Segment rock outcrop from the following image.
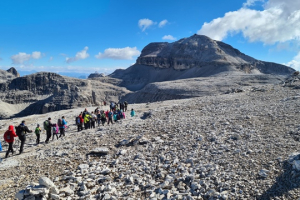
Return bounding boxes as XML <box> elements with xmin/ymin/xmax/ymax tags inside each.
<box><xmin>110</xmin><ymin>34</ymin><xmax>294</xmax><ymax>91</ymax></box>
<box><xmin>6</xmin><ymin>67</ymin><xmax>20</xmax><ymax>77</ymax></box>
<box><xmin>88</xmin><ymin>72</ymin><xmax>105</xmax><ymax>79</ymax></box>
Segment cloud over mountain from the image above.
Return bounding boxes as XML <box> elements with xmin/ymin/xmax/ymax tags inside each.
<box><xmin>11</xmin><ymin>51</ymin><xmax>42</xmax><ymax>64</ymax></box>
<box><xmin>66</xmin><ymin>46</ymin><xmax>89</xmax><ymax>63</ymax></box>
<box><xmin>198</xmin><ymin>0</ymin><xmax>300</xmax><ymax>44</ymax></box>
<box><xmin>95</xmin><ymin>47</ymin><xmax>140</xmax><ymax>60</ymax></box>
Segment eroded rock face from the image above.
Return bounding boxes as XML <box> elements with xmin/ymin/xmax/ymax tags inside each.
<box><xmin>0</xmin><ymin>72</ymin><xmax>130</xmax><ymax>118</ymax></box>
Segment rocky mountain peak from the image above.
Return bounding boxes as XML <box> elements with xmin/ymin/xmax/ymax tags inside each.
<box><xmin>6</xmin><ymin>67</ymin><xmax>20</xmax><ymax>77</ymax></box>
<box><xmin>136</xmin><ymin>34</ymin><xmax>256</xmax><ymax>70</ymax></box>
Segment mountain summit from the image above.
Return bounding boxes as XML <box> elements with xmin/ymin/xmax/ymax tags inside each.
<box><xmin>110</xmin><ymin>34</ymin><xmax>294</xmax><ymax>91</ymax></box>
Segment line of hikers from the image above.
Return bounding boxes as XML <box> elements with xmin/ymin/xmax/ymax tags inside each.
<box><xmin>76</xmin><ymin>105</ymin><xmax>135</xmax><ymax>131</ymax></box>
<box><xmin>2</xmin><ymin>103</ymin><xmax>136</xmax><ymax>159</ymax></box>
<box><xmin>3</xmin><ymin>116</ymin><xmax>68</xmax><ymax>158</ymax></box>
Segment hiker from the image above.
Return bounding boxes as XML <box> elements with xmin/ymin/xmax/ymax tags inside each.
<box><xmin>84</xmin><ymin>112</ymin><xmax>91</xmax><ymax>129</ymax></box>
<box><xmin>35</xmin><ymin>124</ymin><xmax>41</xmax><ymax>144</ymax></box>
<box><xmin>4</xmin><ymin>125</ymin><xmax>17</xmax><ymax>158</ymax></box>
<box><xmin>76</xmin><ymin>114</ymin><xmax>84</xmax><ymax>131</ymax></box>
<box><xmin>124</xmin><ymin>101</ymin><xmax>128</xmax><ymax>112</ymax></box>
<box><xmin>100</xmin><ymin>111</ymin><xmax>106</xmax><ymax>126</ymax></box>
<box><xmin>44</xmin><ymin>118</ymin><xmax>53</xmax><ymax>144</ymax></box>
<box><xmin>16</xmin><ymin>120</ymin><xmax>32</xmax><ymax>154</ymax></box>
<box><xmin>121</xmin><ymin>109</ymin><xmax>126</xmax><ymax>119</ymax></box>
<box><xmin>110</xmin><ymin>102</ymin><xmax>115</xmax><ymax>111</ymax></box>
<box><xmin>91</xmin><ymin>111</ymin><xmax>97</xmax><ymax>129</ymax></box>
<box><xmin>96</xmin><ymin>110</ymin><xmax>101</xmax><ymax>126</ymax></box>
<box><xmin>119</xmin><ymin>102</ymin><xmax>124</xmax><ymax>111</ymax></box>
<box><xmin>58</xmin><ymin>116</ymin><xmax>67</xmax><ymax>138</ymax></box>
<box><xmin>130</xmin><ymin>109</ymin><xmax>135</xmax><ymax>117</ymax></box>
<box><xmin>82</xmin><ymin>108</ymin><xmax>88</xmax><ymax>119</ymax></box>
<box><xmin>107</xmin><ymin>110</ymin><xmax>113</xmax><ymax>125</ymax></box>
<box><xmin>52</xmin><ymin>124</ymin><xmax>59</xmax><ymax>140</ymax></box>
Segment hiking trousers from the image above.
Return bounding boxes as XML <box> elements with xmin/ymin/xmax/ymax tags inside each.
<box><xmin>77</xmin><ymin>124</ymin><xmax>83</xmax><ymax>131</ymax></box>
<box><xmin>36</xmin><ymin>134</ymin><xmax>40</xmax><ymax>144</ymax></box>
<box><xmin>19</xmin><ymin>135</ymin><xmax>26</xmax><ymax>154</ymax></box>
<box><xmin>91</xmin><ymin>121</ymin><xmax>95</xmax><ymax>129</ymax></box>
<box><xmin>5</xmin><ymin>142</ymin><xmax>14</xmax><ymax>158</ymax></box>
<box><xmin>59</xmin><ymin>128</ymin><xmax>65</xmax><ymax>138</ymax></box>
<box><xmin>108</xmin><ymin>117</ymin><xmax>113</xmax><ymax>125</ymax></box>
<box><xmin>45</xmin><ymin>130</ymin><xmax>51</xmax><ymax>143</ymax></box>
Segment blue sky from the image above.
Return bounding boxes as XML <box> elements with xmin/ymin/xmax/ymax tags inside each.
<box><xmin>0</xmin><ymin>0</ymin><xmax>299</xmax><ymax>78</ymax></box>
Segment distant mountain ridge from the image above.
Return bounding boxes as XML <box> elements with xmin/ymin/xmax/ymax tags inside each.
<box><xmin>109</xmin><ymin>34</ymin><xmax>294</xmax><ymax>91</ymax></box>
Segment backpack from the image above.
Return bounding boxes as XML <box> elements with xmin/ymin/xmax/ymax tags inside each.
<box><xmin>120</xmin><ymin>112</ymin><xmax>124</xmax><ymax>119</ymax></box>
<box><xmin>52</xmin><ymin>126</ymin><xmax>57</xmax><ymax>133</ymax></box>
<box><xmin>75</xmin><ymin>117</ymin><xmax>81</xmax><ymax>125</ymax></box>
<box><xmin>4</xmin><ymin>131</ymin><xmax>11</xmax><ymax>142</ymax></box>
<box><xmin>90</xmin><ymin>116</ymin><xmax>95</xmax><ymax>122</ymax></box>
<box><xmin>16</xmin><ymin>125</ymin><xmax>24</xmax><ymax>136</ymax></box>
<box><xmin>43</xmin><ymin>120</ymin><xmax>49</xmax><ymax>130</ymax></box>
<box><xmin>57</xmin><ymin>119</ymin><xmax>62</xmax><ymax>127</ymax></box>
<box><xmin>101</xmin><ymin>113</ymin><xmax>106</xmax><ymax>120</ymax></box>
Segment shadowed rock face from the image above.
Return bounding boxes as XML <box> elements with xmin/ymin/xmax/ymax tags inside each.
<box><xmin>110</xmin><ymin>34</ymin><xmax>294</xmax><ymax>91</ymax></box>
<box><xmin>0</xmin><ymin>72</ymin><xmax>130</xmax><ymax>119</ymax></box>
<box><xmin>6</xmin><ymin>67</ymin><xmax>20</xmax><ymax>77</ymax></box>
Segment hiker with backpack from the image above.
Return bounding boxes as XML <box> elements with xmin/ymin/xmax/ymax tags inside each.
<box><xmin>52</xmin><ymin>124</ymin><xmax>59</xmax><ymax>140</ymax></box>
<box><xmin>91</xmin><ymin>111</ymin><xmax>97</xmax><ymax>129</ymax></box>
<box><xmin>100</xmin><ymin>111</ymin><xmax>107</xmax><ymax>126</ymax></box>
<box><xmin>107</xmin><ymin>110</ymin><xmax>113</xmax><ymax>125</ymax></box>
<box><xmin>130</xmin><ymin>109</ymin><xmax>135</xmax><ymax>117</ymax></box>
<box><xmin>58</xmin><ymin>116</ymin><xmax>67</xmax><ymax>138</ymax></box>
<box><xmin>16</xmin><ymin>120</ymin><xmax>32</xmax><ymax>154</ymax></box>
<box><xmin>76</xmin><ymin>114</ymin><xmax>84</xmax><ymax>131</ymax></box>
<box><xmin>35</xmin><ymin>124</ymin><xmax>41</xmax><ymax>144</ymax></box>
<box><xmin>84</xmin><ymin>112</ymin><xmax>91</xmax><ymax>129</ymax></box>
<box><xmin>124</xmin><ymin>101</ymin><xmax>128</xmax><ymax>112</ymax></box>
<box><xmin>4</xmin><ymin>125</ymin><xmax>18</xmax><ymax>158</ymax></box>
<box><xmin>44</xmin><ymin>118</ymin><xmax>53</xmax><ymax>144</ymax></box>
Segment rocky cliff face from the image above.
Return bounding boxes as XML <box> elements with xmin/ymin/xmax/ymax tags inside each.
<box><xmin>110</xmin><ymin>34</ymin><xmax>294</xmax><ymax>91</ymax></box>
<box><xmin>0</xmin><ymin>72</ymin><xmax>130</xmax><ymax>119</ymax></box>
<box><xmin>0</xmin><ymin>67</ymin><xmax>19</xmax><ymax>83</ymax></box>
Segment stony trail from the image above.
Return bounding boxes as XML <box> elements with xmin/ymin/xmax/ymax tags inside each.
<box><xmin>1</xmin><ymin>84</ymin><xmax>300</xmax><ymax>199</ymax></box>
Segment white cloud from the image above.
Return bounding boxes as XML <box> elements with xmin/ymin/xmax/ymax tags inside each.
<box><xmin>49</xmin><ymin>56</ymin><xmax>53</xmax><ymax>61</ymax></box>
<box><xmin>285</xmin><ymin>52</ymin><xmax>300</xmax><ymax>71</ymax></box>
<box><xmin>198</xmin><ymin>0</ymin><xmax>300</xmax><ymax>44</ymax></box>
<box><xmin>11</xmin><ymin>51</ymin><xmax>43</xmax><ymax>64</ymax></box>
<box><xmin>66</xmin><ymin>46</ymin><xmax>89</xmax><ymax>63</ymax></box>
<box><xmin>95</xmin><ymin>47</ymin><xmax>140</xmax><ymax>60</ymax></box>
<box><xmin>11</xmin><ymin>52</ymin><xmax>31</xmax><ymax>64</ymax></box>
<box><xmin>159</xmin><ymin>19</ymin><xmax>168</xmax><ymax>28</ymax></box>
<box><xmin>162</xmin><ymin>35</ymin><xmax>177</xmax><ymax>41</ymax></box>
<box><xmin>31</xmin><ymin>51</ymin><xmax>42</xmax><ymax>59</ymax></box>
<box><xmin>138</xmin><ymin>18</ymin><xmax>155</xmax><ymax>31</ymax></box>
<box><xmin>243</xmin><ymin>0</ymin><xmax>264</xmax><ymax>7</ymax></box>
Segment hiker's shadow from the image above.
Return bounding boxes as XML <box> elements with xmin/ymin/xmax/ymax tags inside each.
<box><xmin>259</xmin><ymin>160</ymin><xmax>300</xmax><ymax>200</ymax></box>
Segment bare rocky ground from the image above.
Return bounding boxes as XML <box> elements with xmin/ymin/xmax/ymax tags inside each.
<box><xmin>0</xmin><ymin>83</ymin><xmax>300</xmax><ymax>199</ymax></box>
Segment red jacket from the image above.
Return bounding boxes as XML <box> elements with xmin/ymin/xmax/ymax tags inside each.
<box><xmin>79</xmin><ymin>115</ymin><xmax>84</xmax><ymax>123</ymax></box>
<box><xmin>4</xmin><ymin>125</ymin><xmax>17</xmax><ymax>143</ymax></box>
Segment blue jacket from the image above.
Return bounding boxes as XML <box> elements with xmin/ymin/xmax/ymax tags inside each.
<box><xmin>60</xmin><ymin>119</ymin><xmax>67</xmax><ymax>129</ymax></box>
